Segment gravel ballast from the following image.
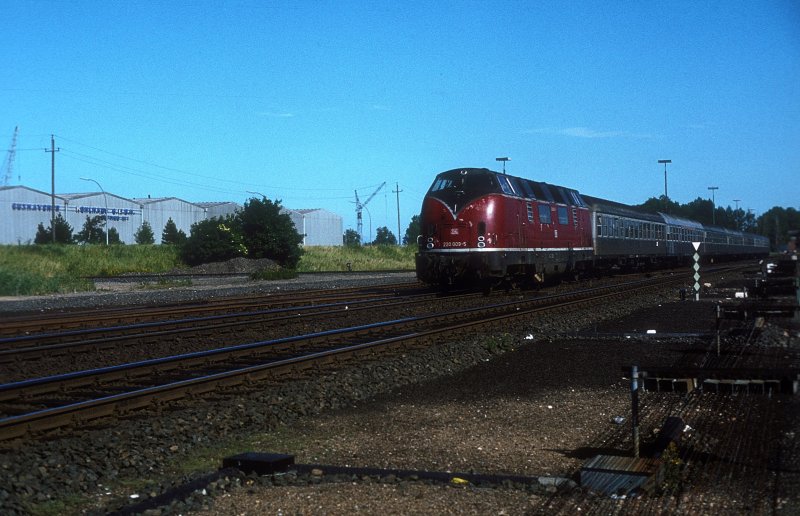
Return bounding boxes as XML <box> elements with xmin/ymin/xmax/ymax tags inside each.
<box><xmin>1</xmin><ymin>272</ymin><xmax>797</xmax><ymax>515</ymax></box>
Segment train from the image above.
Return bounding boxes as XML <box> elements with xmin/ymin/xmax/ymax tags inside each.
<box><xmin>415</xmin><ymin>167</ymin><xmax>770</xmax><ymax>288</ymax></box>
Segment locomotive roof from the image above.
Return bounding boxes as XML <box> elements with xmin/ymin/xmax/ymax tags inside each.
<box><xmin>660</xmin><ymin>213</ymin><xmax>705</xmax><ymax>229</ymax></box>
<box><xmin>438</xmin><ymin>168</ymin><xmax>586</xmax><ymax>206</ymax></box>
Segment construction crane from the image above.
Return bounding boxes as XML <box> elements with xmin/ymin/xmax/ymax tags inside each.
<box><xmin>1</xmin><ymin>126</ymin><xmax>18</xmax><ymax>186</ymax></box>
<box><xmin>354</xmin><ymin>181</ymin><xmax>385</xmax><ymax>244</ymax></box>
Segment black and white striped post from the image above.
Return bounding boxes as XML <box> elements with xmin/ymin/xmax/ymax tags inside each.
<box><xmin>692</xmin><ymin>241</ymin><xmax>701</xmax><ymax>301</ymax></box>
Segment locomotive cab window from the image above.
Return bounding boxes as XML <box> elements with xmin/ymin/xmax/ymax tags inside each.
<box><xmin>431</xmin><ymin>178</ymin><xmax>455</xmax><ymax>192</ymax></box>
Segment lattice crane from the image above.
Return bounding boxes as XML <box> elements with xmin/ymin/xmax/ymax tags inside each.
<box><xmin>354</xmin><ymin>181</ymin><xmax>385</xmax><ymax>243</ymax></box>
<box><xmin>1</xmin><ymin>126</ymin><xmax>18</xmax><ymax>186</ymax></box>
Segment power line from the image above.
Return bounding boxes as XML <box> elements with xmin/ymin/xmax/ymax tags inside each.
<box><xmin>54</xmin><ymin>134</ymin><xmax>355</xmax><ymax>193</ymax></box>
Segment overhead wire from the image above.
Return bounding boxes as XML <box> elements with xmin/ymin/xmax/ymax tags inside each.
<box><xmin>54</xmin><ymin>134</ymin><xmax>373</xmax><ymax>194</ymax></box>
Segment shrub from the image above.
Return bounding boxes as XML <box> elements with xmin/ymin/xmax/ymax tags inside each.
<box><xmin>34</xmin><ymin>214</ymin><xmax>73</xmax><ymax>244</ymax></box>
<box><xmin>134</xmin><ymin>221</ymin><xmax>155</xmax><ymax>244</ymax></box>
<box><xmin>239</xmin><ymin>198</ymin><xmax>303</xmax><ymax>268</ymax></box>
<box><xmin>162</xmin><ymin>218</ymin><xmax>187</xmax><ymax>245</ymax></box>
<box><xmin>180</xmin><ymin>216</ymin><xmax>245</xmax><ymax>266</ymax></box>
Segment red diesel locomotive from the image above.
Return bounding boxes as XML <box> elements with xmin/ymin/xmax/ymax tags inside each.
<box><xmin>415</xmin><ymin>167</ymin><xmax>769</xmax><ymax>287</ymax></box>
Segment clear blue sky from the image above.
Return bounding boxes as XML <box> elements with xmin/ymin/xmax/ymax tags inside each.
<box><xmin>2</xmin><ymin>0</ymin><xmax>798</xmax><ymax>239</ymax></box>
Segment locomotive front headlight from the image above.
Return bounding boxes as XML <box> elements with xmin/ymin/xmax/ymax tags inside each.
<box><xmin>426</xmin><ymin>242</ymin><xmax>434</xmax><ymax>249</ymax></box>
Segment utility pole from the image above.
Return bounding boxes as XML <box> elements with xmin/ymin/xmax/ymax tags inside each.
<box><xmin>708</xmin><ymin>186</ymin><xmax>718</xmax><ymax>225</ymax></box>
<box><xmin>45</xmin><ymin>134</ymin><xmax>60</xmax><ymax>243</ymax></box>
<box><xmin>658</xmin><ymin>159</ymin><xmax>671</xmax><ymax>213</ymax></box>
<box><xmin>393</xmin><ymin>182</ymin><xmax>402</xmax><ymax>244</ymax></box>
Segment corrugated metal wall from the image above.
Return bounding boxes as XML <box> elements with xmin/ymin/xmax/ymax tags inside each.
<box><xmin>284</xmin><ymin>209</ymin><xmax>343</xmax><ymax>246</ymax></box>
<box><xmin>1</xmin><ymin>186</ymin><xmax>343</xmax><ymax>246</ymax></box>
<box><xmin>0</xmin><ymin>186</ymin><xmax>68</xmax><ymax>244</ymax></box>
<box><xmin>134</xmin><ymin>198</ymin><xmax>206</xmax><ymax>242</ymax></box>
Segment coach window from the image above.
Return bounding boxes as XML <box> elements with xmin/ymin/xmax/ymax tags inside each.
<box><xmin>596</xmin><ymin>215</ymin><xmax>603</xmax><ymax>237</ymax></box>
<box><xmin>557</xmin><ymin>206</ymin><xmax>568</xmax><ymax>225</ymax></box>
<box><xmin>538</xmin><ymin>204</ymin><xmax>552</xmax><ymax>224</ymax></box>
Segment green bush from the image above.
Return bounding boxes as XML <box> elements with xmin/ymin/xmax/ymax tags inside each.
<box><xmin>239</xmin><ymin>198</ymin><xmax>304</xmax><ymax>268</ymax></box>
<box><xmin>180</xmin><ymin>216</ymin><xmax>246</xmax><ymax>266</ymax></box>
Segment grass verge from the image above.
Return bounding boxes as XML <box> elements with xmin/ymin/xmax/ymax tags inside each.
<box><xmin>0</xmin><ymin>244</ymin><xmax>416</xmax><ymax>296</ymax></box>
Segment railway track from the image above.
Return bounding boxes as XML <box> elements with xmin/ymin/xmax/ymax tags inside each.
<box><xmin>0</xmin><ymin>289</ymin><xmax>458</xmax><ymax>368</ymax></box>
<box><xmin>0</xmin><ymin>281</ymin><xmax>422</xmax><ymax>337</ymax></box>
<box><xmin>0</xmin><ymin>273</ymin><xmax>687</xmax><ymax>441</ymax></box>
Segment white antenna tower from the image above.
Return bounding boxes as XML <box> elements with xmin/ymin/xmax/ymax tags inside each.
<box><xmin>1</xmin><ymin>126</ymin><xmax>18</xmax><ymax>186</ymax></box>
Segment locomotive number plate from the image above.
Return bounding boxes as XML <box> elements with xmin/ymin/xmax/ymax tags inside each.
<box><xmin>442</xmin><ymin>241</ymin><xmax>467</xmax><ymax>247</ymax></box>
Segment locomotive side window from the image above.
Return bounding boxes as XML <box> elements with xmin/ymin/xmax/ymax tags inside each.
<box><xmin>478</xmin><ymin>221</ymin><xmax>486</xmax><ymax>236</ymax></box>
<box><xmin>557</xmin><ymin>206</ymin><xmax>569</xmax><ymax>225</ymax></box>
<box><xmin>538</xmin><ymin>204</ymin><xmax>552</xmax><ymax>224</ymax></box>
<box><xmin>526</xmin><ymin>203</ymin><xmax>534</xmax><ymax>222</ymax></box>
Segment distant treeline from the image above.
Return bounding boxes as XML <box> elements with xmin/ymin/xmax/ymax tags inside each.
<box><xmin>635</xmin><ymin>196</ymin><xmax>798</xmax><ymax>250</ymax></box>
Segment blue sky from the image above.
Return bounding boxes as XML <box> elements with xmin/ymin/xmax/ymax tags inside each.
<box><xmin>2</xmin><ymin>0</ymin><xmax>798</xmax><ymax>239</ymax></box>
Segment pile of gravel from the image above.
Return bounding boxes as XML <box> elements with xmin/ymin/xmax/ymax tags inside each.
<box><xmin>173</xmin><ymin>257</ymin><xmax>280</xmax><ymax>275</ymax></box>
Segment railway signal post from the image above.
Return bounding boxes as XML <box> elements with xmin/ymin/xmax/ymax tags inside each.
<box><xmin>692</xmin><ymin>242</ymin><xmax>702</xmax><ymax>301</ymax></box>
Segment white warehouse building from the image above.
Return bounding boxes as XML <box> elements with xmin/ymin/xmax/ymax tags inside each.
<box><xmin>61</xmin><ymin>192</ymin><xmax>144</xmax><ymax>243</ymax></box>
<box><xmin>283</xmin><ymin>208</ymin><xmax>344</xmax><ymax>246</ymax></box>
<box><xmin>0</xmin><ymin>185</ymin><xmax>344</xmax><ymax>246</ymax></box>
<box><xmin>132</xmin><ymin>197</ymin><xmax>206</xmax><ymax>240</ymax></box>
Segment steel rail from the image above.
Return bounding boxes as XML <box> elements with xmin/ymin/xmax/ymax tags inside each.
<box><xmin>0</xmin><ymin>275</ymin><xmax>673</xmax><ymax>401</ymax></box>
<box><xmin>0</xmin><ymin>281</ymin><xmax>421</xmax><ymax>336</ymax></box>
<box><xmin>0</xmin><ymin>274</ymin><xmax>686</xmax><ymax>440</ymax></box>
<box><xmin>0</xmin><ymin>290</ymin><xmax>454</xmax><ymax>360</ymax></box>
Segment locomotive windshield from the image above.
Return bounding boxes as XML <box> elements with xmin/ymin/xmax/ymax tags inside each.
<box><xmin>427</xmin><ymin>169</ymin><xmax>502</xmax><ymax>211</ymax></box>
